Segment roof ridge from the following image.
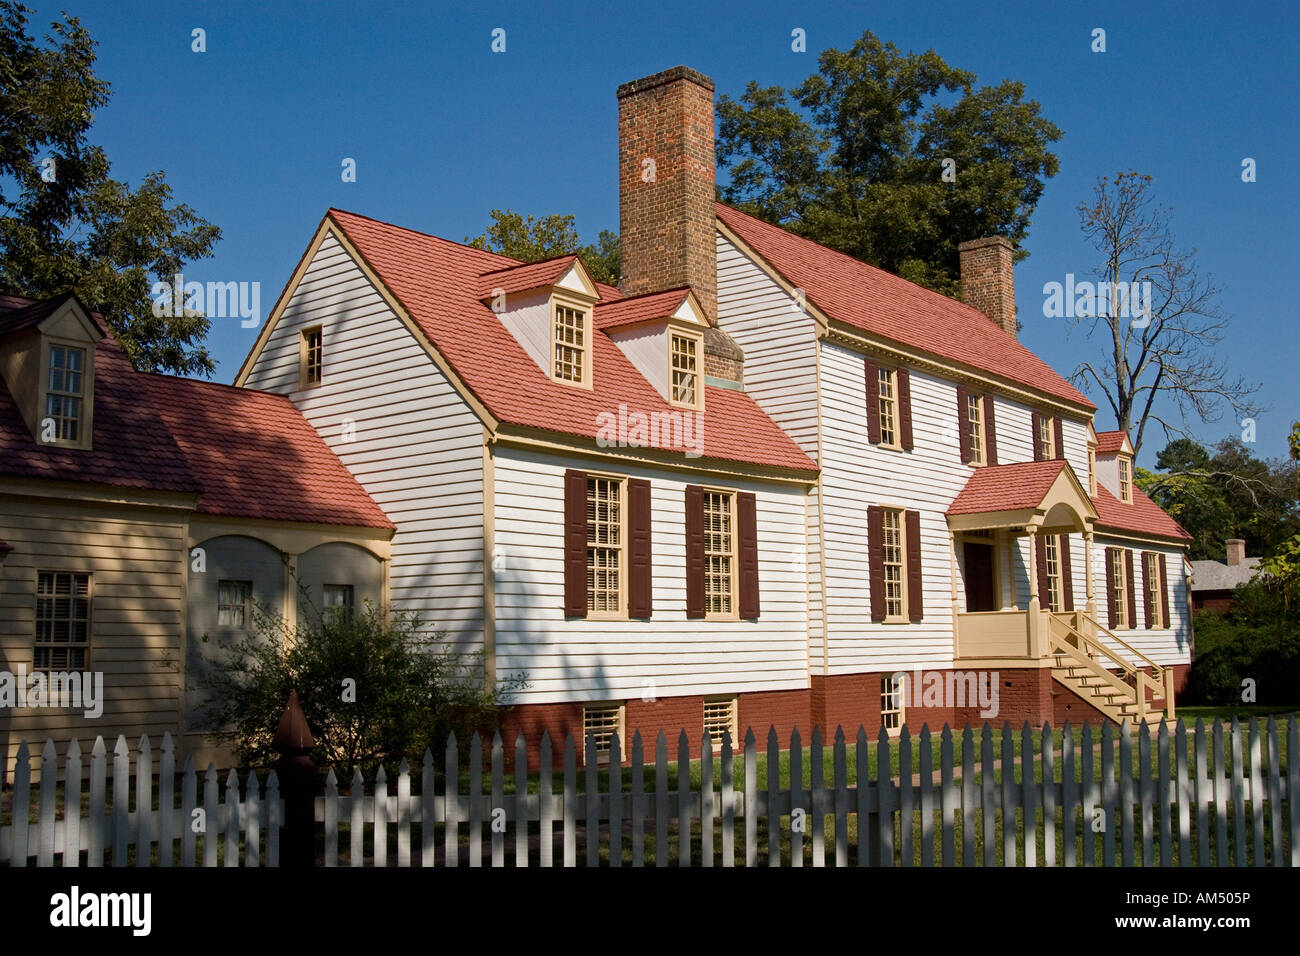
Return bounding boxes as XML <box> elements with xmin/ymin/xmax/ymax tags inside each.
<box><xmin>479</xmin><ymin>252</ymin><xmax>579</xmax><ymax>276</ymax></box>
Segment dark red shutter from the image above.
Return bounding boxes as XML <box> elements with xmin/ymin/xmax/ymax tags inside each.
<box><xmin>905</xmin><ymin>510</ymin><xmax>923</xmax><ymax>622</ymax></box>
<box><xmin>1054</xmin><ymin>417</ymin><xmax>1065</xmax><ymax>461</ymax></box>
<box><xmin>1142</xmin><ymin>553</ymin><xmax>1155</xmax><ymax>628</ymax></box>
<box><xmin>1035</xmin><ymin>535</ymin><xmax>1050</xmax><ymax>607</ymax></box>
<box><xmin>1124</xmin><ymin>549</ymin><xmax>1137</xmax><ymax>630</ymax></box>
<box><xmin>983</xmin><ymin>395</ymin><xmax>998</xmax><ymax>465</ymax></box>
<box><xmin>738</xmin><ymin>492</ymin><xmax>760</xmax><ymax>619</ymax></box>
<box><xmin>868</xmin><ymin>506</ymin><xmax>885</xmax><ymax>622</ymax></box>
<box><xmin>1060</xmin><ymin>534</ymin><xmax>1074</xmax><ymax>611</ymax></box>
<box><xmin>898</xmin><ymin>368</ymin><xmax>914</xmax><ymax>451</ymax></box>
<box><xmin>1031</xmin><ymin>411</ymin><xmax>1043</xmax><ymax>461</ymax></box>
<box><xmin>1159</xmin><ymin>554</ymin><xmax>1171</xmax><ymax>629</ymax></box>
<box><xmin>563</xmin><ymin>469</ymin><xmax>588</xmax><ymax>617</ymax></box>
<box><xmin>864</xmin><ymin>359</ymin><xmax>881</xmax><ymax>445</ymax></box>
<box><xmin>956</xmin><ymin>385</ymin><xmax>972</xmax><ymax>463</ymax></box>
<box><xmin>1105</xmin><ymin>547</ymin><xmax>1118</xmax><ymax>628</ymax></box>
<box><xmin>684</xmin><ymin>485</ymin><xmax>705</xmax><ymax>619</ymax></box>
<box><xmin>628</xmin><ymin>479</ymin><xmax>652</xmax><ymax>618</ymax></box>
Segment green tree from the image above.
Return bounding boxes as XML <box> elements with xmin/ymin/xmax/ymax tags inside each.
<box><xmin>715</xmin><ymin>30</ymin><xmax>1062</xmax><ymax>297</ymax></box>
<box><xmin>1289</xmin><ymin>422</ymin><xmax>1300</xmax><ymax>461</ymax></box>
<box><xmin>0</xmin><ymin>2</ymin><xmax>221</xmax><ymax>375</ymax></box>
<box><xmin>466</xmin><ymin>209</ymin><xmax>620</xmax><ymax>284</ymax></box>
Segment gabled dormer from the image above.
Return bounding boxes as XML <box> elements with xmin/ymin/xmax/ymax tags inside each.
<box><xmin>1094</xmin><ymin>430</ymin><xmax>1135</xmax><ymax>504</ymax></box>
<box><xmin>0</xmin><ymin>294</ymin><xmax>102</xmax><ymax>451</ymax></box>
<box><xmin>594</xmin><ymin>289</ymin><xmax>708</xmax><ymax>410</ymax></box>
<box><xmin>477</xmin><ymin>255</ymin><xmax>600</xmax><ymax>390</ymax></box>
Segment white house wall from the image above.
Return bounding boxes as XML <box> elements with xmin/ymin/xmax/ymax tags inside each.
<box><xmin>491</xmin><ymin>445</ymin><xmax>809</xmax><ymax>704</ymax></box>
<box><xmin>242</xmin><ymin>231</ymin><xmax>486</xmax><ymax>653</ymax></box>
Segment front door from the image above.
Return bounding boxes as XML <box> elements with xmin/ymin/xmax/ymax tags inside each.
<box><xmin>963</xmin><ymin>541</ymin><xmax>997</xmax><ymax>612</ymax></box>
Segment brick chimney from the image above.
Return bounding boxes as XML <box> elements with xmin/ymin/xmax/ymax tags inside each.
<box><xmin>617</xmin><ymin>66</ymin><xmax>717</xmax><ymax>324</ymax></box>
<box><xmin>1225</xmin><ymin>538</ymin><xmax>1246</xmax><ymax>566</ymax></box>
<box><xmin>958</xmin><ymin>236</ymin><xmax>1017</xmax><ymax>338</ymax></box>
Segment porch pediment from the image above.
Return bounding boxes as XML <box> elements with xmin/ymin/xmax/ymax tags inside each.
<box><xmin>946</xmin><ymin>459</ymin><xmax>1097</xmax><ymax>534</ymax></box>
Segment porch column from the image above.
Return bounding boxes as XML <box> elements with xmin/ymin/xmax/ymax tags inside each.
<box><xmin>1025</xmin><ymin>526</ymin><xmax>1039</xmax><ymax>602</ymax></box>
<box><xmin>1025</xmin><ymin>526</ymin><xmax>1043</xmax><ymax>659</ymax></box>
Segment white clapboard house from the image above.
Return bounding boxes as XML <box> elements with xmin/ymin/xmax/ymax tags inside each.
<box><xmin>232</xmin><ymin>66</ymin><xmax>1193</xmax><ymax>762</ymax></box>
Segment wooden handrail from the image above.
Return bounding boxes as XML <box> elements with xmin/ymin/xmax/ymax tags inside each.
<box><xmin>1050</xmin><ymin>612</ymin><xmax>1168</xmax><ymax>703</ymax></box>
<box><xmin>1077</xmin><ymin>611</ymin><xmax>1165</xmax><ymax>675</ymax></box>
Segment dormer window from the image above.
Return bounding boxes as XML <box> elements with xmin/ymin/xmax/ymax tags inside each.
<box><xmin>44</xmin><ymin>344</ymin><xmax>85</xmax><ymax>442</ymax></box>
<box><xmin>1118</xmin><ymin>455</ymin><xmax>1132</xmax><ymax>503</ymax></box>
<box><xmin>552</xmin><ymin>302</ymin><xmax>588</xmax><ymax>385</ymax></box>
<box><xmin>670</xmin><ymin>332</ymin><xmax>700</xmax><ymax>407</ymax></box>
<box><xmin>1088</xmin><ymin>444</ymin><xmax>1098</xmax><ymax>497</ymax></box>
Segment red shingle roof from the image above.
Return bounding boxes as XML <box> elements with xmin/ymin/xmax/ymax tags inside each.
<box><xmin>716</xmin><ymin>203</ymin><xmax>1095</xmax><ymax>411</ymax></box>
<box><xmin>594</xmin><ymin>288</ymin><xmax>693</xmax><ymax>331</ymax></box>
<box><xmin>1095</xmin><ymin>430</ymin><xmax>1129</xmax><ymax>455</ymax></box>
<box><xmin>327</xmin><ymin>209</ymin><xmax>818</xmax><ymax>474</ymax></box>
<box><xmin>947</xmin><ymin>460</ymin><xmax>1070</xmax><ymax>515</ymax></box>
<box><xmin>1092</xmin><ymin>484</ymin><xmax>1191</xmax><ymax>543</ymax></box>
<box><xmin>476</xmin><ymin>255</ymin><xmax>582</xmax><ymax>300</ymax></box>
<box><xmin>140</xmin><ymin>374</ymin><xmax>393</xmax><ymax>528</ymax></box>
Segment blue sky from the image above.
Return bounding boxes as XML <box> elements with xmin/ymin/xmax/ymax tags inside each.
<box><xmin>23</xmin><ymin>0</ymin><xmax>1299</xmax><ymax>464</ymax></box>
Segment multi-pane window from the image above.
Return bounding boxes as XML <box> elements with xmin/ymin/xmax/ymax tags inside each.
<box><xmin>882</xmin><ymin>508</ymin><xmax>905</xmax><ymax>619</ymax></box>
<box><xmin>670</xmin><ymin>334</ymin><xmax>698</xmax><ymax>406</ymax></box>
<box><xmin>1118</xmin><ymin>456</ymin><xmax>1132</xmax><ymax>503</ymax></box>
<box><xmin>1110</xmin><ymin>550</ymin><xmax>1128</xmax><ymax>628</ymax></box>
<box><xmin>301</xmin><ymin>327</ymin><xmax>322</xmax><ymax>387</ymax></box>
<box><xmin>703</xmin><ymin>696</ymin><xmax>738</xmax><ymax>751</ymax></box>
<box><xmin>1039</xmin><ymin>415</ymin><xmax>1055</xmax><ymax>459</ymax></box>
<box><xmin>881</xmin><ymin>673</ymin><xmax>905</xmax><ymax>733</ymax></box>
<box><xmin>1143</xmin><ymin>553</ymin><xmax>1164</xmax><ymax>628</ymax></box>
<box><xmin>582</xmin><ymin>703</ymin><xmax>624</xmax><ymax>764</ymax></box>
<box><xmin>217</xmin><ymin>580</ymin><xmax>252</xmax><ymax>628</ymax></box>
<box><xmin>967</xmin><ymin>393</ymin><xmax>985</xmax><ymax>465</ymax></box>
<box><xmin>586</xmin><ymin>477</ymin><xmax>623</xmax><ymax>614</ymax></box>
<box><xmin>553</xmin><ymin>304</ymin><xmax>586</xmax><ymax>383</ymax></box>
<box><xmin>1088</xmin><ymin>445</ymin><xmax>1098</xmax><ymax>496</ymax></box>
<box><xmin>34</xmin><ymin>572</ymin><xmax>90</xmax><ymax>672</ymax></box>
<box><xmin>324</xmin><ymin>584</ymin><xmax>354</xmax><ymax>619</ymax></box>
<box><xmin>1044</xmin><ymin>535</ymin><xmax>1063</xmax><ymax>612</ymax></box>
<box><xmin>878</xmin><ymin>368</ymin><xmax>899</xmax><ymax>447</ymax></box>
<box><xmin>704</xmin><ymin>491</ymin><xmax>735</xmax><ymax>615</ymax></box>
<box><xmin>45</xmin><ymin>345</ymin><xmax>85</xmax><ymax>442</ymax></box>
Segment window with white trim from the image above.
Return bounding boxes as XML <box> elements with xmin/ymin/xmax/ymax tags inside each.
<box><xmin>586</xmin><ymin>476</ymin><xmax>623</xmax><ymax>614</ymax></box>
<box><xmin>881</xmin><ymin>673</ymin><xmax>905</xmax><ymax>733</ymax></box>
<box><xmin>324</xmin><ymin>584</ymin><xmax>354</xmax><ymax>619</ymax></box>
<box><xmin>45</xmin><ymin>344</ymin><xmax>86</xmax><ymax>442</ymax></box>
<box><xmin>1039</xmin><ymin>414</ymin><xmax>1055</xmax><ymax>459</ymax></box>
<box><xmin>1088</xmin><ymin>445</ymin><xmax>1097</xmax><ymax>497</ymax></box>
<box><xmin>882</xmin><ymin>507</ymin><xmax>906</xmax><ymax>620</ymax></box>
<box><xmin>1110</xmin><ymin>550</ymin><xmax>1128</xmax><ymax>629</ymax></box>
<box><xmin>34</xmin><ymin>571</ymin><xmax>90</xmax><ymax>672</ymax></box>
<box><xmin>704</xmin><ymin>491</ymin><xmax>736</xmax><ymax>616</ymax></box>
<box><xmin>300</xmin><ymin>326</ymin><xmax>322</xmax><ymax>388</ymax></box>
<box><xmin>878</xmin><ymin>367</ymin><xmax>899</xmax><ymax>447</ymax></box>
<box><xmin>967</xmin><ymin>393</ymin><xmax>985</xmax><ymax>466</ymax></box>
<box><xmin>670</xmin><ymin>333</ymin><xmax>699</xmax><ymax>406</ymax></box>
<box><xmin>553</xmin><ymin>303</ymin><xmax>587</xmax><ymax>384</ymax></box>
<box><xmin>1143</xmin><ymin>553</ymin><xmax>1164</xmax><ymax>629</ymax></box>
<box><xmin>582</xmin><ymin>702</ymin><xmax>624</xmax><ymax>764</ymax></box>
<box><xmin>1044</xmin><ymin>535</ymin><xmax>1063</xmax><ymax>613</ymax></box>
<box><xmin>1118</xmin><ymin>455</ymin><xmax>1132</xmax><ymax>504</ymax></box>
<box><xmin>218</xmin><ymin>580</ymin><xmax>252</xmax><ymax>628</ymax></box>
<box><xmin>703</xmin><ymin>696</ymin><xmax>738</xmax><ymax>751</ymax></box>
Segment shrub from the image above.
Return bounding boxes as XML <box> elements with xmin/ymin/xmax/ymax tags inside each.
<box><xmin>197</xmin><ymin>602</ymin><xmax>527</xmax><ymax>778</ymax></box>
<box><xmin>1185</xmin><ymin>580</ymin><xmax>1300</xmax><ymax>706</ymax></box>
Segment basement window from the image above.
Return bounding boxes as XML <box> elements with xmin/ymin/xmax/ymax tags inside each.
<box><xmin>582</xmin><ymin>702</ymin><xmax>625</xmax><ymax>764</ymax></box>
<box><xmin>881</xmin><ymin>673</ymin><xmax>905</xmax><ymax>734</ymax></box>
<box><xmin>703</xmin><ymin>696</ymin><xmax>738</xmax><ymax>751</ymax></box>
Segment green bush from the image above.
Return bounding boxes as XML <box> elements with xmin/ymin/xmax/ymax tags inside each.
<box><xmin>197</xmin><ymin>602</ymin><xmax>527</xmax><ymax>778</ymax></box>
<box><xmin>1186</xmin><ymin>581</ymin><xmax>1300</xmax><ymax>706</ymax></box>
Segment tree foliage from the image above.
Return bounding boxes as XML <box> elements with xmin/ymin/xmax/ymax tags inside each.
<box><xmin>0</xmin><ymin>2</ymin><xmax>222</xmax><ymax>375</ymax></box>
<box><xmin>196</xmin><ymin>601</ymin><xmax>527</xmax><ymax>779</ymax></box>
<box><xmin>1070</xmin><ymin>171</ymin><xmax>1257</xmax><ymax>457</ymax></box>
<box><xmin>466</xmin><ymin>208</ymin><xmax>620</xmax><ymax>284</ymax></box>
<box><xmin>1185</xmin><ymin>580</ymin><xmax>1300</xmax><ymax>706</ymax></box>
<box><xmin>1138</xmin><ymin>437</ymin><xmax>1300</xmax><ymax>560</ymax></box>
<box><xmin>715</xmin><ymin>30</ymin><xmax>1062</xmax><ymax>297</ymax></box>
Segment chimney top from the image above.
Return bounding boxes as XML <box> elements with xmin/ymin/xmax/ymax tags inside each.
<box><xmin>1225</xmin><ymin>538</ymin><xmax>1247</xmax><ymax>566</ymax></box>
<box><xmin>958</xmin><ymin>236</ymin><xmax>1017</xmax><ymax>339</ymax></box>
<box><xmin>617</xmin><ymin>65</ymin><xmax>715</xmax><ymax>99</ymax></box>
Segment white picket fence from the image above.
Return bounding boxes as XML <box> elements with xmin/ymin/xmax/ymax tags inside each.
<box><xmin>2</xmin><ymin>718</ymin><xmax>1297</xmax><ymax>866</ymax></box>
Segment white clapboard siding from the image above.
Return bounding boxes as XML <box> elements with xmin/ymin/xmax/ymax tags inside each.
<box><xmin>1090</xmin><ymin>537</ymin><xmax>1192</xmax><ymax>667</ymax></box>
<box><xmin>6</xmin><ymin>720</ymin><xmax>1295</xmax><ymax>867</ymax></box>
<box><xmin>491</xmin><ymin>446</ymin><xmax>809</xmax><ymax>702</ymax></box>
<box><xmin>243</xmin><ymin>232</ymin><xmax>485</xmax><ymax>652</ymax></box>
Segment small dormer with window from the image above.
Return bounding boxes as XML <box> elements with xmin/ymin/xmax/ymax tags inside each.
<box><xmin>595</xmin><ymin>289</ymin><xmax>707</xmax><ymax>410</ymax></box>
<box><xmin>1086</xmin><ymin>422</ymin><xmax>1098</xmax><ymax>497</ymax></box>
<box><xmin>478</xmin><ymin>255</ymin><xmax>600</xmax><ymax>390</ymax></box>
<box><xmin>1093</xmin><ymin>430</ymin><xmax>1135</xmax><ymax>503</ymax></box>
<box><xmin>0</xmin><ymin>294</ymin><xmax>102</xmax><ymax>451</ymax></box>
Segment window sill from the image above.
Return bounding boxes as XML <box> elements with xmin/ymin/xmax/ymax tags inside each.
<box><xmin>585</xmin><ymin>611</ymin><xmax>627</xmax><ymax>622</ymax></box>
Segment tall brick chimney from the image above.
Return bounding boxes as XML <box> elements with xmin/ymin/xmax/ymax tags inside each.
<box><xmin>958</xmin><ymin>236</ymin><xmax>1017</xmax><ymax>338</ymax></box>
<box><xmin>1225</xmin><ymin>538</ymin><xmax>1246</xmax><ymax>566</ymax></box>
<box><xmin>617</xmin><ymin>66</ymin><xmax>717</xmax><ymax>324</ymax></box>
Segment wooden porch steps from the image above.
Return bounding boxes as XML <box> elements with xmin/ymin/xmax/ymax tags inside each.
<box><xmin>1047</xmin><ymin>612</ymin><xmax>1173</xmax><ymax>726</ymax></box>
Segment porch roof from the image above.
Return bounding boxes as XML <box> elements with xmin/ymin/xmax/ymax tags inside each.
<box><xmin>947</xmin><ymin>460</ymin><xmax>1097</xmax><ymax>533</ymax></box>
